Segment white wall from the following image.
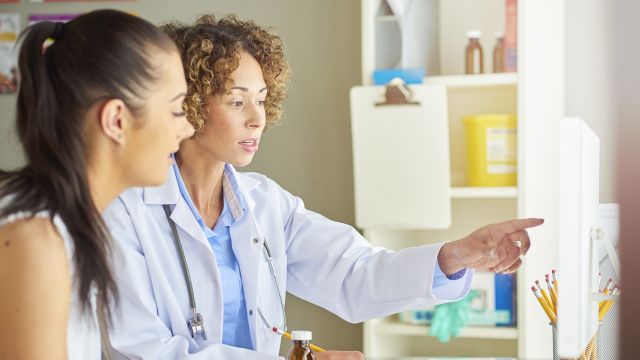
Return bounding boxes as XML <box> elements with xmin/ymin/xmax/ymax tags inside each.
<box><xmin>0</xmin><ymin>0</ymin><xmax>362</xmax><ymax>354</ymax></box>
<box><xmin>565</xmin><ymin>0</ymin><xmax>616</xmax><ymax>202</ymax></box>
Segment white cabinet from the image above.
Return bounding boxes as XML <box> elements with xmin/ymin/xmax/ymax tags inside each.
<box><xmin>356</xmin><ymin>0</ymin><xmax>564</xmax><ymax>359</ymax></box>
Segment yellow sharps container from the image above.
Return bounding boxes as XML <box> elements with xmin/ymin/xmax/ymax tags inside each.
<box><xmin>463</xmin><ymin>114</ymin><xmax>517</xmax><ymax>186</ymax></box>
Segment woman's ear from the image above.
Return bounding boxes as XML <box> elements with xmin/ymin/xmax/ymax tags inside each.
<box><xmin>99</xmin><ymin>98</ymin><xmax>129</xmax><ymax>145</ymax></box>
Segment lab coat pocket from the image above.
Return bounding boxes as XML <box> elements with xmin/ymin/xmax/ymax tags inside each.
<box><xmin>257</xmin><ymin>254</ymin><xmax>287</xmax><ymax>343</ymax></box>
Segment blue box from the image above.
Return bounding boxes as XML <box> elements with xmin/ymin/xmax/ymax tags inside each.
<box><xmin>398</xmin><ymin>272</ymin><xmax>515</xmax><ymax>327</ymax></box>
<box><xmin>494</xmin><ymin>273</ymin><xmax>516</xmax><ymax>326</ymax></box>
<box><xmin>372</xmin><ymin>68</ymin><xmax>425</xmax><ymax>85</ymax></box>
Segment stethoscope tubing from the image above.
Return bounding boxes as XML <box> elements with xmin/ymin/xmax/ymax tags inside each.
<box><xmin>163</xmin><ymin>205</ymin><xmax>198</xmax><ymax>315</ymax></box>
<box><xmin>163</xmin><ymin>204</ymin><xmax>287</xmax><ymax>339</ymax></box>
<box><xmin>261</xmin><ymin>240</ymin><xmax>287</xmax><ymax>333</ymax></box>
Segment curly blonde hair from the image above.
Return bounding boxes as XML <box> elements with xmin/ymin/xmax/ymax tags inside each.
<box><xmin>161</xmin><ymin>15</ymin><xmax>290</xmax><ymax>134</ymax></box>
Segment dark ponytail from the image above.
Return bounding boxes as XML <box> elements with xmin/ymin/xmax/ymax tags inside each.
<box><xmin>0</xmin><ymin>9</ymin><xmax>176</xmax><ymax>322</ymax></box>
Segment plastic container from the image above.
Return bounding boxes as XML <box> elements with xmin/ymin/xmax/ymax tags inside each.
<box><xmin>463</xmin><ymin>114</ymin><xmax>517</xmax><ymax>186</ymax></box>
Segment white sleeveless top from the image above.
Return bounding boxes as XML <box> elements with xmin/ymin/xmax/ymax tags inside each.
<box><xmin>0</xmin><ymin>210</ymin><xmax>101</xmax><ymax>360</ymax></box>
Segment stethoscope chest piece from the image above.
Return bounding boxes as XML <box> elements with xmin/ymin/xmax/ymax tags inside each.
<box><xmin>188</xmin><ymin>312</ymin><xmax>207</xmax><ymax>341</ymax></box>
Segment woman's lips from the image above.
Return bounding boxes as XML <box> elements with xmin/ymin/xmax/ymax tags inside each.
<box><xmin>239</xmin><ymin>139</ymin><xmax>259</xmax><ymax>152</ymax></box>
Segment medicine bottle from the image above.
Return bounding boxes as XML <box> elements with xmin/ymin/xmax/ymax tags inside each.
<box><xmin>493</xmin><ymin>32</ymin><xmax>505</xmax><ymax>73</ymax></box>
<box><xmin>288</xmin><ymin>331</ymin><xmax>316</xmax><ymax>360</ymax></box>
<box><xmin>465</xmin><ymin>30</ymin><xmax>484</xmax><ymax>74</ymax></box>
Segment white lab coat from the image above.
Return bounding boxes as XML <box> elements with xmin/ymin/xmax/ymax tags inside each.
<box><xmin>102</xmin><ymin>165</ymin><xmax>473</xmax><ymax>359</ymax></box>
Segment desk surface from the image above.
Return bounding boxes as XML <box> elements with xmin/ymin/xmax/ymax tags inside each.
<box><xmin>368</xmin><ymin>358</ymin><xmax>564</xmax><ymax>360</ymax></box>
<box><xmin>368</xmin><ymin>358</ymin><xmax>531</xmax><ymax>360</ymax></box>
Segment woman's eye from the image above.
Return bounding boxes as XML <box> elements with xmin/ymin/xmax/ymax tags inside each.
<box><xmin>173</xmin><ymin>111</ymin><xmax>186</xmax><ymax>117</ymax></box>
<box><xmin>230</xmin><ymin>101</ymin><xmax>243</xmax><ymax>107</ymax></box>
<box><xmin>258</xmin><ymin>100</ymin><xmax>266</xmax><ymax>106</ymax></box>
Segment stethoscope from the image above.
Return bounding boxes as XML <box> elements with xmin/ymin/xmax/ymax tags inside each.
<box><xmin>163</xmin><ymin>205</ymin><xmax>287</xmax><ymax>341</ymax></box>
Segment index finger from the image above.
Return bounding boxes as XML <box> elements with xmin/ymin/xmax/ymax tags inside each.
<box><xmin>495</xmin><ymin>218</ymin><xmax>544</xmax><ymax>234</ymax></box>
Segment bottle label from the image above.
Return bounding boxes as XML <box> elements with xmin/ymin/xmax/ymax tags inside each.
<box><xmin>486</xmin><ymin>128</ymin><xmax>517</xmax><ymax>174</ymax></box>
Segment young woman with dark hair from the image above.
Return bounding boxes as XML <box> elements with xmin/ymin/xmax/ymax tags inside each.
<box><xmin>0</xmin><ymin>9</ymin><xmax>194</xmax><ymax>359</ymax></box>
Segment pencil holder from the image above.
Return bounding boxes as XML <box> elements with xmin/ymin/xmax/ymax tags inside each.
<box><xmin>552</xmin><ymin>324</ymin><xmax>598</xmax><ymax>360</ymax></box>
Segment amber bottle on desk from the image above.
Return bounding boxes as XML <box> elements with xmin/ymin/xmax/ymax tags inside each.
<box><xmin>288</xmin><ymin>331</ymin><xmax>316</xmax><ymax>360</ymax></box>
<box><xmin>465</xmin><ymin>30</ymin><xmax>484</xmax><ymax>74</ymax></box>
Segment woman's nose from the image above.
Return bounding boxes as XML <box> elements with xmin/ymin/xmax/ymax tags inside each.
<box><xmin>246</xmin><ymin>103</ymin><xmax>266</xmax><ymax>129</ymax></box>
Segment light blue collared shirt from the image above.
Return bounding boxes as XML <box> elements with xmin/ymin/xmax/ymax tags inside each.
<box><xmin>173</xmin><ymin>162</ymin><xmax>253</xmax><ymax>350</ymax></box>
<box><xmin>172</xmin><ymin>160</ymin><xmax>465</xmax><ymax>349</ymax></box>
<box><xmin>435</xmin><ymin>262</ymin><xmax>467</xmax><ymax>282</ymax></box>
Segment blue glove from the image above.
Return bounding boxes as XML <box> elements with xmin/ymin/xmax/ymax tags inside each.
<box><xmin>429</xmin><ymin>290</ymin><xmax>479</xmax><ymax>342</ymax></box>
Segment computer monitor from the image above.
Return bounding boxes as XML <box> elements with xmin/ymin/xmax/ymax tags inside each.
<box><xmin>557</xmin><ymin>117</ymin><xmax>600</xmax><ymax>357</ymax></box>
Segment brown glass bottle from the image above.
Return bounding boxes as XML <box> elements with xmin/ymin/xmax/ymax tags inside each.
<box><xmin>465</xmin><ymin>30</ymin><xmax>484</xmax><ymax>74</ymax></box>
<box><xmin>288</xmin><ymin>331</ymin><xmax>316</xmax><ymax>360</ymax></box>
<box><xmin>493</xmin><ymin>32</ymin><xmax>505</xmax><ymax>73</ymax></box>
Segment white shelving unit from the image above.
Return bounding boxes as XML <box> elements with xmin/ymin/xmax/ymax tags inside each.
<box><xmin>370</xmin><ymin>318</ymin><xmax>518</xmax><ymax>340</ymax></box>
<box><xmin>424</xmin><ymin>73</ymin><xmax>518</xmax><ymax>88</ymax></box>
<box><xmin>450</xmin><ymin>186</ymin><xmax>517</xmax><ymax>198</ymax></box>
<box><xmin>358</xmin><ymin>0</ymin><xmax>564</xmax><ymax>359</ymax></box>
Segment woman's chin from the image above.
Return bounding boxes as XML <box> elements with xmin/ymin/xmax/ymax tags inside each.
<box><xmin>231</xmin><ymin>156</ymin><xmax>255</xmax><ymax>168</ymax></box>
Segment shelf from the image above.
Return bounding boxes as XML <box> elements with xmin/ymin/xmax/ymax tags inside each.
<box><xmin>371</xmin><ymin>319</ymin><xmax>518</xmax><ymax>340</ymax></box>
<box><xmin>423</xmin><ymin>73</ymin><xmax>518</xmax><ymax>88</ymax></box>
<box><xmin>450</xmin><ymin>187</ymin><xmax>518</xmax><ymax>198</ymax></box>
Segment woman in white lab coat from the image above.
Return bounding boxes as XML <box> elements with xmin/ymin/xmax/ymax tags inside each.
<box><xmin>103</xmin><ymin>15</ymin><xmax>543</xmax><ymax>360</ymax></box>
<box><xmin>0</xmin><ymin>10</ymin><xmax>194</xmax><ymax>360</ymax></box>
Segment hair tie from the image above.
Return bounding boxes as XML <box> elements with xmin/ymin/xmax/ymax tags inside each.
<box><xmin>51</xmin><ymin>22</ymin><xmax>65</xmax><ymax>40</ymax></box>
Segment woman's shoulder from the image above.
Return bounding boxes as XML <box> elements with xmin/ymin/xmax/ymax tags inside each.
<box><xmin>0</xmin><ymin>189</ymin><xmax>73</xmax><ymax>275</ymax></box>
<box><xmin>0</xmin><ymin>215</ymin><xmax>73</xmax><ymax>360</ymax></box>
<box><xmin>0</xmin><ymin>214</ymin><xmax>67</xmax><ymax>268</ymax></box>
<box><xmin>0</xmin><ymin>215</ymin><xmax>70</xmax><ymax>307</ymax></box>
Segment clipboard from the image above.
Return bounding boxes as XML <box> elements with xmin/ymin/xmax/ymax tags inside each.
<box><xmin>350</xmin><ymin>82</ymin><xmax>451</xmax><ymax>229</ymax></box>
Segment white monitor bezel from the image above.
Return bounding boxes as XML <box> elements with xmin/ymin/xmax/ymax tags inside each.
<box><xmin>557</xmin><ymin>117</ymin><xmax>600</xmax><ymax>357</ymax></box>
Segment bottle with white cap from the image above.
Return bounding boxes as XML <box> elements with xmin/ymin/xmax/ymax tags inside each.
<box><xmin>287</xmin><ymin>330</ymin><xmax>316</xmax><ymax>360</ymax></box>
<box><xmin>465</xmin><ymin>30</ymin><xmax>484</xmax><ymax>74</ymax></box>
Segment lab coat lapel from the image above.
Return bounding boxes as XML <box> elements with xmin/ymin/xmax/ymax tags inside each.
<box><xmin>227</xmin><ymin>166</ymin><xmax>263</xmax><ymax>350</ymax></box>
<box><xmin>169</xmin><ymin>200</ymin><xmax>212</xmax><ymax>251</ymax></box>
<box><xmin>142</xmin><ymin>167</ymin><xmax>211</xmax><ymax>252</ymax></box>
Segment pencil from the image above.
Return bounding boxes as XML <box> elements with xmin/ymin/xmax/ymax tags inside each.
<box><xmin>532</xmin><ymin>286</ymin><xmax>557</xmax><ymax>324</ymax></box>
<box><xmin>600</xmin><ymin>286</ymin><xmax>618</xmax><ymax>317</ymax></box>
<box><xmin>552</xmin><ymin>269</ymin><xmax>559</xmax><ymax>293</ymax></box>
<box><xmin>603</xmin><ymin>279</ymin><xmax>613</xmax><ymax>295</ymax></box>
<box><xmin>599</xmin><ymin>301</ymin><xmax>611</xmax><ymax>321</ymax></box>
<box><xmin>599</xmin><ymin>287</ymin><xmax>619</xmax><ymax>321</ymax></box>
<box><xmin>280</xmin><ymin>331</ymin><xmax>326</xmax><ymax>352</ymax></box>
<box><xmin>598</xmin><ymin>279</ymin><xmax>614</xmax><ymax>312</ymax></box>
<box><xmin>599</xmin><ymin>284</ymin><xmax>615</xmax><ymax>313</ymax></box>
<box><xmin>536</xmin><ymin>280</ymin><xmax>554</xmax><ymax>314</ymax></box>
<box><xmin>546</xmin><ymin>275</ymin><xmax>558</xmax><ymax>312</ymax></box>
